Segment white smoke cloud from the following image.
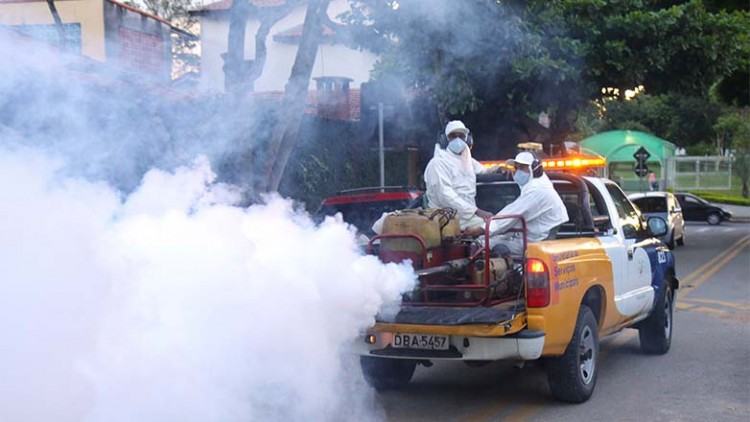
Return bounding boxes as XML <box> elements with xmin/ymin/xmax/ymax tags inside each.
<box><xmin>0</xmin><ymin>147</ymin><xmax>415</xmax><ymax>421</ymax></box>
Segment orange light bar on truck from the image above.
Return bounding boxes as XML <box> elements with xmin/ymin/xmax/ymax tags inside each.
<box><xmin>480</xmin><ymin>156</ymin><xmax>605</xmax><ymax>171</ymax></box>
<box><xmin>541</xmin><ymin>157</ymin><xmax>606</xmax><ymax>170</ymax></box>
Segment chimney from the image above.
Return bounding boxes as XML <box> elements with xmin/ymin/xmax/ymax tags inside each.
<box><xmin>314</xmin><ymin>76</ymin><xmax>353</xmax><ymax>120</ymax></box>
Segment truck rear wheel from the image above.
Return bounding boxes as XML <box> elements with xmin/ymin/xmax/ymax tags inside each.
<box><xmin>360</xmin><ymin>357</ymin><xmax>416</xmax><ymax>390</ymax></box>
<box><xmin>638</xmin><ymin>282</ymin><xmax>673</xmax><ymax>355</ymax></box>
<box><xmin>545</xmin><ymin>305</ymin><xmax>599</xmax><ymax>403</ymax></box>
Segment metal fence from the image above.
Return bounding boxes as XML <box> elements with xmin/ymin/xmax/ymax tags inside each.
<box><xmin>665</xmin><ymin>156</ymin><xmax>733</xmax><ymax>191</ymax></box>
<box><xmin>607</xmin><ymin>162</ymin><xmax>662</xmax><ymax>192</ymax></box>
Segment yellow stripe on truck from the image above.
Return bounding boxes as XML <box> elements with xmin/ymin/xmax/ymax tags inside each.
<box><xmin>526</xmin><ymin>237</ymin><xmax>621</xmax><ymax>356</ymax></box>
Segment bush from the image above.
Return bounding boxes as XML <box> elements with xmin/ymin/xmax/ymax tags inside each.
<box><xmin>689</xmin><ymin>191</ymin><xmax>750</xmax><ymax>206</ymax></box>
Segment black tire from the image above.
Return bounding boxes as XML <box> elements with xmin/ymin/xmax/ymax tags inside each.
<box><xmin>707</xmin><ymin>213</ymin><xmax>721</xmax><ymax>225</ymax></box>
<box><xmin>360</xmin><ymin>357</ymin><xmax>416</xmax><ymax>390</ymax></box>
<box><xmin>666</xmin><ymin>232</ymin><xmax>675</xmax><ymax>250</ymax></box>
<box><xmin>546</xmin><ymin>305</ymin><xmax>599</xmax><ymax>403</ymax></box>
<box><xmin>639</xmin><ymin>282</ymin><xmax>674</xmax><ymax>355</ymax></box>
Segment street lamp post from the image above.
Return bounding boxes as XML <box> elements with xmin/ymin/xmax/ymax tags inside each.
<box><xmin>378</xmin><ymin>102</ymin><xmax>385</xmax><ymax>191</ymax></box>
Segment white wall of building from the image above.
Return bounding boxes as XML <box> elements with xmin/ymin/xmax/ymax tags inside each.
<box><xmin>197</xmin><ymin>0</ymin><xmax>376</xmax><ymax>93</ymax></box>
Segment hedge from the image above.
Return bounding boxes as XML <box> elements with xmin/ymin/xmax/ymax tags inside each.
<box><xmin>689</xmin><ymin>191</ymin><xmax>750</xmax><ymax>206</ymax></box>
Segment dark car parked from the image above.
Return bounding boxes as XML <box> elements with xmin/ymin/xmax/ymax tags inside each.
<box><xmin>675</xmin><ymin>193</ymin><xmax>732</xmax><ymax>225</ymax></box>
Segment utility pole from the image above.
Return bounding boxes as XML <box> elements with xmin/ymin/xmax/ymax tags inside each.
<box><xmin>45</xmin><ymin>0</ymin><xmax>66</xmax><ymax>50</ymax></box>
<box><xmin>378</xmin><ymin>102</ymin><xmax>385</xmax><ymax>191</ymax></box>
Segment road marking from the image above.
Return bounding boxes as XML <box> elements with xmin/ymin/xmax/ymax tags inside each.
<box><xmin>691</xmin><ymin>306</ymin><xmax>727</xmax><ymax>317</ymax></box>
<box><xmin>460</xmin><ymin>400</ymin><xmax>510</xmax><ymax>422</ymax></box>
<box><xmin>464</xmin><ymin>234</ymin><xmax>749</xmax><ymax>422</ymax></box>
<box><xmin>683</xmin><ymin>305</ymin><xmax>750</xmax><ymax>323</ymax></box>
<box><xmin>679</xmin><ymin>234</ymin><xmax>750</xmax><ymax>288</ymax></box>
<box><xmin>681</xmin><ymin>297</ymin><xmax>750</xmax><ymax>311</ymax></box>
<box><xmin>504</xmin><ymin>404</ymin><xmax>542</xmax><ymax>422</ymax></box>
<box><xmin>679</xmin><ymin>236</ymin><xmax>750</xmax><ymax>298</ymax></box>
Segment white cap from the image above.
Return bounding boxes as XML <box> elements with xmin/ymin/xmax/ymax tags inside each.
<box><xmin>445</xmin><ymin>120</ymin><xmax>469</xmax><ymax>137</ymax></box>
<box><xmin>510</xmin><ymin>151</ymin><xmax>536</xmax><ymax>166</ymax></box>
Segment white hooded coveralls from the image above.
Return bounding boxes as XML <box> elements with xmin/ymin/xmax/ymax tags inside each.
<box><xmin>424</xmin><ymin>144</ymin><xmax>487</xmax><ymax>229</ymax></box>
<box><xmin>487</xmin><ymin>173</ymin><xmax>569</xmax><ymax>255</ymax></box>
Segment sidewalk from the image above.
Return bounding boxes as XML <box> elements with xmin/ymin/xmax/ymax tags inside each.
<box><xmin>721</xmin><ymin>204</ymin><xmax>750</xmax><ymax>223</ymax></box>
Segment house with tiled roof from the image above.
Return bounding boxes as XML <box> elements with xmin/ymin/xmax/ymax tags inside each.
<box><xmin>190</xmin><ymin>0</ymin><xmax>376</xmax><ymax>121</ymax></box>
<box><xmin>0</xmin><ymin>0</ymin><xmax>193</xmax><ymax>81</ymax></box>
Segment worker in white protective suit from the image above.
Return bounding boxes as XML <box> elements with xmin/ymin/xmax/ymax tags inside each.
<box><xmin>465</xmin><ymin>151</ymin><xmax>568</xmax><ymax>256</ymax></box>
<box><xmin>422</xmin><ymin>120</ymin><xmax>494</xmax><ymax>230</ymax></box>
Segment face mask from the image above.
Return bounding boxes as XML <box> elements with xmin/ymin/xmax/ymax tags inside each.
<box><xmin>513</xmin><ymin>169</ymin><xmax>530</xmax><ymax>186</ymax></box>
<box><xmin>447</xmin><ymin>138</ymin><xmax>467</xmax><ymax>155</ymax></box>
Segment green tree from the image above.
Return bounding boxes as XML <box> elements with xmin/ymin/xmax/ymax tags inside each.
<box><xmin>602</xmin><ymin>94</ymin><xmax>722</xmax><ymax>146</ymax></box>
<box><xmin>223</xmin><ymin>0</ymin><xmax>331</xmax><ymax>194</ymax></box>
<box><xmin>344</xmin><ymin>0</ymin><xmax>749</xmax><ymax>150</ymax></box>
<box><xmin>715</xmin><ymin>111</ymin><xmax>750</xmax><ymax>197</ymax></box>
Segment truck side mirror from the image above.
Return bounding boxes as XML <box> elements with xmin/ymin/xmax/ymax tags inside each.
<box><xmin>647</xmin><ymin>216</ymin><xmax>668</xmax><ymax>237</ymax></box>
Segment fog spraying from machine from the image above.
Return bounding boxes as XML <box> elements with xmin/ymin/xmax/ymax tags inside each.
<box><xmin>0</xmin><ymin>30</ymin><xmax>415</xmax><ymax>421</ymax></box>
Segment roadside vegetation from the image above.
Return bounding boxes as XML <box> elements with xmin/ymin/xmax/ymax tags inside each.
<box><xmin>56</xmin><ymin>1</ymin><xmax>750</xmax><ymax>205</ymax></box>
<box><xmin>688</xmin><ymin>191</ymin><xmax>750</xmax><ymax>206</ymax></box>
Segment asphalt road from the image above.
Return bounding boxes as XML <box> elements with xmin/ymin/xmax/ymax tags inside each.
<box><xmin>375</xmin><ymin>221</ymin><xmax>750</xmax><ymax>422</ymax></box>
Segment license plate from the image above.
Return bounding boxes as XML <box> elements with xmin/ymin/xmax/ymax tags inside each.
<box><xmin>392</xmin><ymin>333</ymin><xmax>449</xmax><ymax>350</ymax></box>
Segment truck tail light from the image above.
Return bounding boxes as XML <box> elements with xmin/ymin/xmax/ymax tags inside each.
<box><xmin>526</xmin><ymin>258</ymin><xmax>550</xmax><ymax>308</ymax></box>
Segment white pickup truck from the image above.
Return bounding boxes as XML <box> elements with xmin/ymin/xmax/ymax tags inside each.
<box><xmin>357</xmin><ymin>173</ymin><xmax>678</xmax><ymax>403</ymax></box>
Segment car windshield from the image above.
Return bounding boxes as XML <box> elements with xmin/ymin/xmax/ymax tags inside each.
<box><xmin>632</xmin><ymin>197</ymin><xmax>668</xmax><ymax>213</ymax></box>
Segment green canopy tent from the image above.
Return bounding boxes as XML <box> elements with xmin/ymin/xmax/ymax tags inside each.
<box><xmin>580</xmin><ymin>130</ymin><xmax>676</xmax><ymax>191</ymax></box>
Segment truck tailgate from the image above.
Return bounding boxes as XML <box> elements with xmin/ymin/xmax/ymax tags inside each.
<box><xmin>360</xmin><ymin>302</ymin><xmax>541</xmax><ymax>360</ymax></box>
<box><xmin>372</xmin><ymin>301</ymin><xmax>527</xmax><ymax>337</ymax></box>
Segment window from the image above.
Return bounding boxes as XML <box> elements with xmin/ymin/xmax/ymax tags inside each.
<box><xmin>632</xmin><ymin>197</ymin><xmax>667</xmax><ymax>213</ymax></box>
<box><xmin>583</xmin><ymin>180</ymin><xmax>608</xmax><ymax>218</ymax></box>
<box><xmin>15</xmin><ymin>23</ymin><xmax>81</xmax><ymax>54</ymax></box>
<box><xmin>685</xmin><ymin>196</ymin><xmax>702</xmax><ymax>205</ymax></box>
<box><xmin>476</xmin><ymin>183</ymin><xmax>520</xmax><ymax>214</ymax></box>
<box><xmin>605</xmin><ymin>183</ymin><xmax>645</xmax><ymax>238</ymax></box>
<box><xmin>605</xmin><ymin>184</ymin><xmax>638</xmax><ymax>220</ymax></box>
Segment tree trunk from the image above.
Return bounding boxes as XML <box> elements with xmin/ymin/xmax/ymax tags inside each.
<box><xmin>264</xmin><ymin>0</ymin><xmax>330</xmax><ymax>192</ymax></box>
<box><xmin>250</xmin><ymin>2</ymin><xmax>302</xmax><ymax>84</ymax></box>
<box><xmin>223</xmin><ymin>0</ymin><xmax>251</xmax><ymax>95</ymax></box>
<box><xmin>224</xmin><ymin>1</ymin><xmax>301</xmax><ymax>95</ymax></box>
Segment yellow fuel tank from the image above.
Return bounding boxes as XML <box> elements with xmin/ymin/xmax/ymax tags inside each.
<box><xmin>381</xmin><ymin>209</ymin><xmax>460</xmax><ymax>251</ymax></box>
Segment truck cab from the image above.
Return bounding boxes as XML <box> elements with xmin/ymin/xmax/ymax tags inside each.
<box><xmin>356</xmin><ymin>173</ymin><xmax>677</xmax><ymax>403</ymax></box>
